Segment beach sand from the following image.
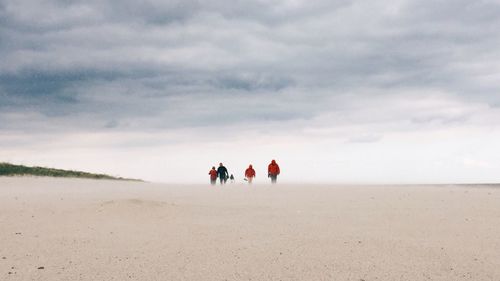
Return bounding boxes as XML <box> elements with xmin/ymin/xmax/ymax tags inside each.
<box><xmin>1</xmin><ymin>177</ymin><xmax>499</xmax><ymax>280</ymax></box>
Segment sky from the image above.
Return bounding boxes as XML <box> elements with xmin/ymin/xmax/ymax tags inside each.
<box><xmin>1</xmin><ymin>0</ymin><xmax>500</xmax><ymax>183</ymax></box>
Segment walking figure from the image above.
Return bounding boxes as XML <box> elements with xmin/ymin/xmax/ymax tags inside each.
<box><xmin>245</xmin><ymin>164</ymin><xmax>256</xmax><ymax>184</ymax></box>
<box><xmin>268</xmin><ymin>160</ymin><xmax>280</xmax><ymax>184</ymax></box>
<box><xmin>217</xmin><ymin>163</ymin><xmax>229</xmax><ymax>185</ymax></box>
<box><xmin>208</xmin><ymin>166</ymin><xmax>217</xmax><ymax>185</ymax></box>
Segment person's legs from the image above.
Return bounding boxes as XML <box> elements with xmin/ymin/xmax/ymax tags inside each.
<box><xmin>210</xmin><ymin>179</ymin><xmax>216</xmax><ymax>185</ymax></box>
<box><xmin>270</xmin><ymin>175</ymin><xmax>277</xmax><ymax>184</ymax></box>
<box><xmin>248</xmin><ymin>177</ymin><xmax>253</xmax><ymax>184</ymax></box>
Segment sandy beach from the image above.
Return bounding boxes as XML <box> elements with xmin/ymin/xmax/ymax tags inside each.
<box><xmin>1</xmin><ymin>177</ymin><xmax>499</xmax><ymax>280</ymax></box>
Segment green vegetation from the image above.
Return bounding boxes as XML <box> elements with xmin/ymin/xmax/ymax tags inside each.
<box><xmin>0</xmin><ymin>162</ymin><xmax>142</xmax><ymax>181</ymax></box>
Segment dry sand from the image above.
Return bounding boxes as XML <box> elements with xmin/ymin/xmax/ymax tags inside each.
<box><xmin>1</xmin><ymin>177</ymin><xmax>499</xmax><ymax>281</ymax></box>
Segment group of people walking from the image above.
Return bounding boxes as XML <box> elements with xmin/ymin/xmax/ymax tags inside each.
<box><xmin>208</xmin><ymin>160</ymin><xmax>280</xmax><ymax>185</ymax></box>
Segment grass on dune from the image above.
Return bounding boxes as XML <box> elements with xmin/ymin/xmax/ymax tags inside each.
<box><xmin>0</xmin><ymin>162</ymin><xmax>142</xmax><ymax>181</ymax></box>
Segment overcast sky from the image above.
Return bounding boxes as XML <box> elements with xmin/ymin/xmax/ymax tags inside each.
<box><xmin>1</xmin><ymin>0</ymin><xmax>500</xmax><ymax>183</ymax></box>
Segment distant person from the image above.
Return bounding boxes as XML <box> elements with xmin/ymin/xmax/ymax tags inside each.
<box><xmin>245</xmin><ymin>164</ymin><xmax>256</xmax><ymax>184</ymax></box>
<box><xmin>208</xmin><ymin>166</ymin><xmax>218</xmax><ymax>185</ymax></box>
<box><xmin>217</xmin><ymin>163</ymin><xmax>229</xmax><ymax>185</ymax></box>
<box><xmin>268</xmin><ymin>159</ymin><xmax>280</xmax><ymax>184</ymax></box>
<box><xmin>229</xmin><ymin>174</ymin><xmax>235</xmax><ymax>183</ymax></box>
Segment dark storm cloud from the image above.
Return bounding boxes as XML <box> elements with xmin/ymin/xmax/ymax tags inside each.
<box><xmin>1</xmin><ymin>0</ymin><xmax>500</xmax><ymax>133</ymax></box>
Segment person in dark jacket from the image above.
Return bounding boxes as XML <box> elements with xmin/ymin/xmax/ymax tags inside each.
<box><xmin>268</xmin><ymin>159</ymin><xmax>280</xmax><ymax>184</ymax></box>
<box><xmin>217</xmin><ymin>163</ymin><xmax>229</xmax><ymax>185</ymax></box>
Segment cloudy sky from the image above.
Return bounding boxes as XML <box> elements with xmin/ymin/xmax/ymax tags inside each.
<box><xmin>1</xmin><ymin>0</ymin><xmax>500</xmax><ymax>183</ymax></box>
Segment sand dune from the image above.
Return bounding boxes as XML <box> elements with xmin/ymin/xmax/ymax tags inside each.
<box><xmin>1</xmin><ymin>177</ymin><xmax>499</xmax><ymax>280</ymax></box>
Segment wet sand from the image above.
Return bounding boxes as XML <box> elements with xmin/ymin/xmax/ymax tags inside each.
<box><xmin>1</xmin><ymin>177</ymin><xmax>499</xmax><ymax>280</ymax></box>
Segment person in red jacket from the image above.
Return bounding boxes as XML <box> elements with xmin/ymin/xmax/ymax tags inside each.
<box><xmin>268</xmin><ymin>159</ymin><xmax>280</xmax><ymax>184</ymax></box>
<box><xmin>208</xmin><ymin>166</ymin><xmax>217</xmax><ymax>185</ymax></box>
<box><xmin>245</xmin><ymin>164</ymin><xmax>256</xmax><ymax>184</ymax></box>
